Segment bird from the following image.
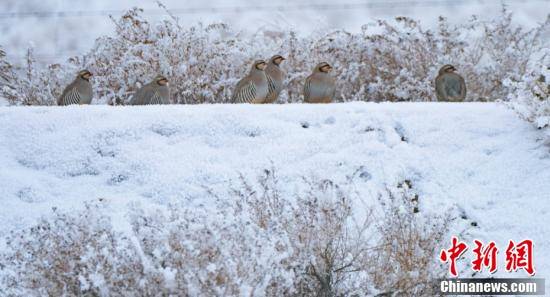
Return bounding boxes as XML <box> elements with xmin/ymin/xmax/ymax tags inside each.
<box><xmin>129</xmin><ymin>75</ymin><xmax>170</xmax><ymax>105</ymax></box>
<box><xmin>232</xmin><ymin>60</ymin><xmax>269</xmax><ymax>104</ymax></box>
<box><xmin>435</xmin><ymin>64</ymin><xmax>466</xmax><ymax>102</ymax></box>
<box><xmin>304</xmin><ymin>62</ymin><xmax>336</xmax><ymax>103</ymax></box>
<box><xmin>264</xmin><ymin>55</ymin><xmax>286</xmax><ymax>103</ymax></box>
<box><xmin>57</xmin><ymin>69</ymin><xmax>93</xmax><ymax>106</ymax></box>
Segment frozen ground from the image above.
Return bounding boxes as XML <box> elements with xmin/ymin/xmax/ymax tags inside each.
<box><xmin>0</xmin><ymin>102</ymin><xmax>549</xmax><ymax>289</ymax></box>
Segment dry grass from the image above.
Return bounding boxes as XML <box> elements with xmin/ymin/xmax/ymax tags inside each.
<box><xmin>1</xmin><ymin>169</ymin><xmax>453</xmax><ymax>296</ymax></box>
<box><xmin>0</xmin><ymin>5</ymin><xmax>547</xmax><ymax>105</ymax></box>
<box><xmin>369</xmin><ymin>184</ymin><xmax>450</xmax><ymax>296</ymax></box>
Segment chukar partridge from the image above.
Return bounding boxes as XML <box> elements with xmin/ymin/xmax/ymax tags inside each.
<box><xmin>232</xmin><ymin>60</ymin><xmax>268</xmax><ymax>104</ymax></box>
<box><xmin>130</xmin><ymin>75</ymin><xmax>170</xmax><ymax>105</ymax></box>
<box><xmin>264</xmin><ymin>55</ymin><xmax>285</xmax><ymax>103</ymax></box>
<box><xmin>304</xmin><ymin>62</ymin><xmax>336</xmax><ymax>103</ymax></box>
<box><xmin>435</xmin><ymin>64</ymin><xmax>466</xmax><ymax>102</ymax></box>
<box><xmin>58</xmin><ymin>70</ymin><xmax>93</xmax><ymax>106</ymax></box>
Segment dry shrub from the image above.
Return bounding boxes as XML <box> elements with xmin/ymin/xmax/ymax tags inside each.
<box><xmin>232</xmin><ymin>169</ymin><xmax>374</xmax><ymax>296</ymax></box>
<box><xmin>126</xmin><ymin>203</ymin><xmax>294</xmax><ymax>296</ymax></box>
<box><xmin>0</xmin><ymin>202</ymin><xmax>141</xmax><ymax>296</ymax></box>
<box><xmin>506</xmin><ymin>51</ymin><xmax>550</xmax><ymax>131</ymax></box>
<box><xmin>1</xmin><ymin>5</ymin><xmax>547</xmax><ymax>105</ymax></box>
<box><xmin>0</xmin><ymin>47</ymin><xmax>14</xmax><ymax>91</ymax></box>
<box><xmin>84</xmin><ymin>7</ymin><xmax>264</xmax><ymax>105</ymax></box>
<box><xmin>0</xmin><ymin>48</ymin><xmax>64</xmax><ymax>106</ymax></box>
<box><xmin>1</xmin><ymin>170</ymin><xmax>452</xmax><ymax>296</ymax></box>
<box><xmin>369</xmin><ymin>184</ymin><xmax>450</xmax><ymax>296</ymax></box>
<box><xmin>1</xmin><ymin>199</ymin><xmax>292</xmax><ymax>296</ymax></box>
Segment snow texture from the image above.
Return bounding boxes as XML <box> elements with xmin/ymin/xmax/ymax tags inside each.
<box><xmin>0</xmin><ymin>102</ymin><xmax>549</xmax><ymax>292</ymax></box>
<box><xmin>1</xmin><ymin>0</ymin><xmax>547</xmax><ymax>66</ymax></box>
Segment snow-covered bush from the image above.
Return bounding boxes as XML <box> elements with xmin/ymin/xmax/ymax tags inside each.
<box><xmin>0</xmin><ymin>170</ymin><xmax>451</xmax><ymax>296</ymax></box>
<box><xmin>73</xmin><ymin>7</ymin><xmax>273</xmax><ymax>105</ymax></box>
<box><xmin>231</xmin><ymin>170</ymin><xmax>374</xmax><ymax>296</ymax></box>
<box><xmin>0</xmin><ymin>46</ymin><xmax>18</xmax><ymax>104</ymax></box>
<box><xmin>0</xmin><ymin>202</ymin><xmax>141</xmax><ymax>296</ymax></box>
<box><xmin>368</xmin><ymin>184</ymin><xmax>449</xmax><ymax>296</ymax></box>
<box><xmin>1</xmin><ymin>4</ymin><xmax>547</xmax><ymax>105</ymax></box>
<box><xmin>0</xmin><ymin>47</ymin><xmax>14</xmax><ymax>89</ymax></box>
<box><xmin>0</xmin><ymin>47</ymin><xmax>64</xmax><ymax>105</ymax></box>
<box><xmin>506</xmin><ymin>50</ymin><xmax>549</xmax><ymax>133</ymax></box>
<box><xmin>0</xmin><ymin>199</ymin><xmax>293</xmax><ymax>296</ymax></box>
<box><xmin>126</xmin><ymin>202</ymin><xmax>294</xmax><ymax>296</ymax></box>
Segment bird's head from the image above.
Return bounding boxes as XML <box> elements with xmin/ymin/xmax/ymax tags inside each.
<box><xmin>439</xmin><ymin>64</ymin><xmax>457</xmax><ymax>75</ymax></box>
<box><xmin>253</xmin><ymin>60</ymin><xmax>267</xmax><ymax>71</ymax></box>
<box><xmin>315</xmin><ymin>62</ymin><xmax>333</xmax><ymax>73</ymax></box>
<box><xmin>270</xmin><ymin>55</ymin><xmax>285</xmax><ymax>66</ymax></box>
<box><xmin>155</xmin><ymin>75</ymin><xmax>169</xmax><ymax>86</ymax></box>
<box><xmin>78</xmin><ymin>69</ymin><xmax>93</xmax><ymax>81</ymax></box>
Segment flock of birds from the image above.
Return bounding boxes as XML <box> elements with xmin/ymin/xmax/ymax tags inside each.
<box><xmin>57</xmin><ymin>55</ymin><xmax>467</xmax><ymax>105</ymax></box>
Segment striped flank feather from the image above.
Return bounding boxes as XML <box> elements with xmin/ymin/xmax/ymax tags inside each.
<box><xmin>304</xmin><ymin>77</ymin><xmax>311</xmax><ymax>101</ymax></box>
<box><xmin>234</xmin><ymin>82</ymin><xmax>257</xmax><ymax>103</ymax></box>
<box><xmin>150</xmin><ymin>91</ymin><xmax>162</xmax><ymax>105</ymax></box>
<box><xmin>267</xmin><ymin>75</ymin><xmax>277</xmax><ymax>98</ymax></box>
<box><xmin>62</xmin><ymin>88</ymin><xmax>81</xmax><ymax>105</ymax></box>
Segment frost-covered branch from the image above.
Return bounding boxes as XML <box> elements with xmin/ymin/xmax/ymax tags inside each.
<box><xmin>1</xmin><ymin>6</ymin><xmax>548</xmax><ymax>106</ymax></box>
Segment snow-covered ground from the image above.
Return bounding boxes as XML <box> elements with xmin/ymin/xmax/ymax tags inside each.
<box><xmin>0</xmin><ymin>102</ymin><xmax>549</xmax><ymax>290</ymax></box>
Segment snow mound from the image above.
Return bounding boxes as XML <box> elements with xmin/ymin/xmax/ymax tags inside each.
<box><xmin>0</xmin><ymin>102</ymin><xmax>549</xmax><ymax>286</ymax></box>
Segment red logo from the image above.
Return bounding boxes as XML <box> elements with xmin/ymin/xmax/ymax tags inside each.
<box><xmin>440</xmin><ymin>238</ymin><xmax>535</xmax><ymax>277</ymax></box>
<box><xmin>505</xmin><ymin>239</ymin><xmax>535</xmax><ymax>275</ymax></box>
<box><xmin>439</xmin><ymin>236</ymin><xmax>468</xmax><ymax>277</ymax></box>
<box><xmin>471</xmin><ymin>240</ymin><xmax>498</xmax><ymax>274</ymax></box>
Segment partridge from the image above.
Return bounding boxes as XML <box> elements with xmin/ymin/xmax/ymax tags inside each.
<box><xmin>58</xmin><ymin>70</ymin><xmax>93</xmax><ymax>106</ymax></box>
<box><xmin>435</xmin><ymin>64</ymin><xmax>466</xmax><ymax>102</ymax></box>
<box><xmin>264</xmin><ymin>55</ymin><xmax>285</xmax><ymax>103</ymax></box>
<box><xmin>130</xmin><ymin>75</ymin><xmax>170</xmax><ymax>105</ymax></box>
<box><xmin>304</xmin><ymin>62</ymin><xmax>336</xmax><ymax>103</ymax></box>
<box><xmin>232</xmin><ymin>60</ymin><xmax>268</xmax><ymax>104</ymax></box>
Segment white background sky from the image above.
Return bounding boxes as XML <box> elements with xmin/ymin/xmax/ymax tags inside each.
<box><xmin>1</xmin><ymin>0</ymin><xmax>548</xmax><ymax>64</ymax></box>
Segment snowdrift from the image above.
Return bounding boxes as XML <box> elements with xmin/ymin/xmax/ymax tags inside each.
<box><xmin>0</xmin><ymin>102</ymin><xmax>549</xmax><ymax>293</ymax></box>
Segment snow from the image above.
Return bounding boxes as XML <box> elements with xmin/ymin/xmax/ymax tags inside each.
<box><xmin>1</xmin><ymin>0</ymin><xmax>547</xmax><ymax>65</ymax></box>
<box><xmin>0</xmin><ymin>102</ymin><xmax>549</xmax><ymax>290</ymax></box>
